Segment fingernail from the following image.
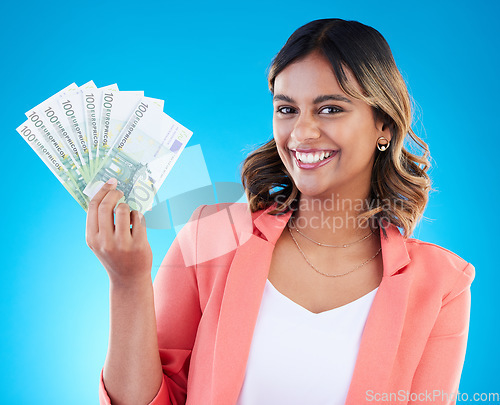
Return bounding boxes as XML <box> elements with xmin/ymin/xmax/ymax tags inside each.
<box><xmin>138</xmin><ymin>212</ymin><xmax>146</xmax><ymax>226</ymax></box>
<box><xmin>106</xmin><ymin>178</ymin><xmax>117</xmax><ymax>186</ymax></box>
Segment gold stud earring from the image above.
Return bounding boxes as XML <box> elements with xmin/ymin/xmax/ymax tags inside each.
<box><xmin>377</xmin><ymin>136</ymin><xmax>390</xmax><ymax>152</ymax></box>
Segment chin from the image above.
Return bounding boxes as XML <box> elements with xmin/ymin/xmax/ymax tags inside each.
<box><xmin>295</xmin><ymin>184</ymin><xmax>334</xmax><ymax>199</ymax></box>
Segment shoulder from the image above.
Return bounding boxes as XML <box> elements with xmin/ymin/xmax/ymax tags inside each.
<box><xmin>404</xmin><ymin>236</ymin><xmax>475</xmax><ymax>305</ymax></box>
<box><xmin>181</xmin><ymin>202</ymin><xmax>253</xmax><ymax>230</ymax></box>
<box><xmin>177</xmin><ymin>202</ymin><xmax>258</xmax><ymax>264</ymax></box>
<box><xmin>195</xmin><ymin>202</ymin><xmax>252</xmax><ymax>219</ymax></box>
<box><xmin>187</xmin><ymin>202</ymin><xmax>255</xmax><ymax>232</ymax></box>
<box><xmin>405</xmin><ymin>237</ymin><xmax>472</xmax><ymax>271</ymax></box>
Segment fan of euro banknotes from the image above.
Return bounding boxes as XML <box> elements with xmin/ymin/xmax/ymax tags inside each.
<box><xmin>16</xmin><ymin>81</ymin><xmax>193</xmax><ymax>213</ymax></box>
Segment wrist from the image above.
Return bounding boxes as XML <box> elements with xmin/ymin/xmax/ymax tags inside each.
<box><xmin>109</xmin><ymin>272</ymin><xmax>153</xmax><ymax>292</ymax></box>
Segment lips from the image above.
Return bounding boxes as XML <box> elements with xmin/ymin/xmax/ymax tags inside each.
<box><xmin>291</xmin><ymin>149</ymin><xmax>338</xmax><ymax>169</ymax></box>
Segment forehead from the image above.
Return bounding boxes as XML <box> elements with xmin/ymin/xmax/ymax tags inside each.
<box><xmin>273</xmin><ymin>52</ymin><xmax>360</xmax><ymax>97</ymax></box>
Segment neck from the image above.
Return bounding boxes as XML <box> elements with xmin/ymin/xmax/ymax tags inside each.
<box><xmin>290</xmin><ymin>191</ymin><xmax>378</xmax><ymax>245</ymax></box>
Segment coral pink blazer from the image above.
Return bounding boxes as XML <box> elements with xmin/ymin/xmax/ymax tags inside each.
<box><xmin>99</xmin><ymin>202</ymin><xmax>475</xmax><ymax>405</ymax></box>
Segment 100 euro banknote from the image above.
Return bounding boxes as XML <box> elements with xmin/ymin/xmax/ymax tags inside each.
<box><xmin>16</xmin><ymin>120</ymin><xmax>89</xmax><ymax>209</ymax></box>
<box><xmin>84</xmin><ymin>99</ymin><xmax>192</xmax><ymax>213</ymax></box>
<box><xmin>18</xmin><ymin>82</ymin><xmax>192</xmax><ymax>213</ymax></box>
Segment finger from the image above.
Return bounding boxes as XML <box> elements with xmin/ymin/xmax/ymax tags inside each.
<box><xmin>98</xmin><ymin>189</ymin><xmax>125</xmax><ymax>238</ymax></box>
<box><xmin>115</xmin><ymin>203</ymin><xmax>132</xmax><ymax>239</ymax></box>
<box><xmin>131</xmin><ymin>210</ymin><xmax>147</xmax><ymax>239</ymax></box>
<box><xmin>86</xmin><ymin>178</ymin><xmax>118</xmax><ymax>235</ymax></box>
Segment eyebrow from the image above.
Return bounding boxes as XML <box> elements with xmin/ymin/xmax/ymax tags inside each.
<box><xmin>273</xmin><ymin>94</ymin><xmax>352</xmax><ymax>104</ymax></box>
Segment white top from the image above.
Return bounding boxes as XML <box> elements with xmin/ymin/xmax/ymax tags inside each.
<box><xmin>236</xmin><ymin>279</ymin><xmax>378</xmax><ymax>405</ymax></box>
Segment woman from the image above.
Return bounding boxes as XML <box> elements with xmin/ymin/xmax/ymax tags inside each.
<box><xmin>88</xmin><ymin>19</ymin><xmax>475</xmax><ymax>405</ymax></box>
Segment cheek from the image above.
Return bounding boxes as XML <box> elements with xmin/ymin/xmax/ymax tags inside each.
<box><xmin>273</xmin><ymin>138</ymin><xmax>288</xmax><ymax>161</ymax></box>
<box><xmin>273</xmin><ymin>120</ymin><xmax>290</xmax><ymax>147</ymax></box>
<box><xmin>272</xmin><ymin>128</ymin><xmax>290</xmax><ymax>164</ymax></box>
<box><xmin>336</xmin><ymin>116</ymin><xmax>377</xmax><ymax>153</ymax></box>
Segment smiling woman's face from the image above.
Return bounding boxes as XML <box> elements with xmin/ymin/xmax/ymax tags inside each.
<box><xmin>272</xmin><ymin>51</ymin><xmax>391</xmax><ymax>202</ymax></box>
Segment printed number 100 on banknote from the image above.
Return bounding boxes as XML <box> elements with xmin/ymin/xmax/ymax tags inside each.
<box><xmin>84</xmin><ymin>100</ymin><xmax>192</xmax><ymax>213</ymax></box>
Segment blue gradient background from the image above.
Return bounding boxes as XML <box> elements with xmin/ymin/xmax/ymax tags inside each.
<box><xmin>1</xmin><ymin>0</ymin><xmax>498</xmax><ymax>403</ymax></box>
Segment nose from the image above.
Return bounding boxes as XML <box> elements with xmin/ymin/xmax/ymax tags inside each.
<box><xmin>291</xmin><ymin>112</ymin><xmax>320</xmax><ymax>142</ymax></box>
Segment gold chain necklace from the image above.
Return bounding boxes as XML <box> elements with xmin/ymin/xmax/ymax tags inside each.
<box><xmin>287</xmin><ymin>222</ymin><xmax>382</xmax><ymax>278</ymax></box>
<box><xmin>288</xmin><ymin>221</ymin><xmax>374</xmax><ymax>247</ymax></box>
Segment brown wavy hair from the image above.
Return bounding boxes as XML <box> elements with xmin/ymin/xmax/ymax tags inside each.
<box><xmin>240</xmin><ymin>18</ymin><xmax>433</xmax><ymax>238</ymax></box>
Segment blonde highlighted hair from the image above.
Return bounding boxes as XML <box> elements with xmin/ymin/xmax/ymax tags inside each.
<box><xmin>240</xmin><ymin>19</ymin><xmax>432</xmax><ymax>238</ymax></box>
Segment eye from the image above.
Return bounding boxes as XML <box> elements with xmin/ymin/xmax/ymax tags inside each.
<box><xmin>319</xmin><ymin>106</ymin><xmax>343</xmax><ymax>114</ymax></box>
<box><xmin>275</xmin><ymin>106</ymin><xmax>297</xmax><ymax>115</ymax></box>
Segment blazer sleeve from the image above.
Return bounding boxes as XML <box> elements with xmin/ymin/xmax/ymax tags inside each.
<box><xmin>409</xmin><ymin>262</ymin><xmax>475</xmax><ymax>405</ymax></box>
<box><xmin>99</xmin><ymin>204</ymin><xmax>206</xmax><ymax>405</ymax></box>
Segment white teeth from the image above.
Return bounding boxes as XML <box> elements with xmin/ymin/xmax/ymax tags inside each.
<box><xmin>296</xmin><ymin>151</ymin><xmax>334</xmax><ymax>163</ymax></box>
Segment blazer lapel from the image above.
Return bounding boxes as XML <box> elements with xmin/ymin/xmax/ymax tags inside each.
<box><xmin>211</xmin><ymin>207</ymin><xmax>411</xmax><ymax>405</ymax></box>
<box><xmin>211</xmin><ymin>204</ymin><xmax>293</xmax><ymax>405</ymax></box>
<box><xmin>345</xmin><ymin>220</ymin><xmax>412</xmax><ymax>404</ymax></box>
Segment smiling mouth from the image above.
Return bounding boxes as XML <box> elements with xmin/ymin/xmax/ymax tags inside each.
<box><xmin>294</xmin><ymin>150</ymin><xmax>336</xmax><ymax>163</ymax></box>
<box><xmin>291</xmin><ymin>149</ymin><xmax>338</xmax><ymax>169</ymax></box>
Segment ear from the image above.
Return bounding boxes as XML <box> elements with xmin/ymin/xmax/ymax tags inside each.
<box><xmin>375</xmin><ymin>114</ymin><xmax>393</xmax><ymax>143</ymax></box>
